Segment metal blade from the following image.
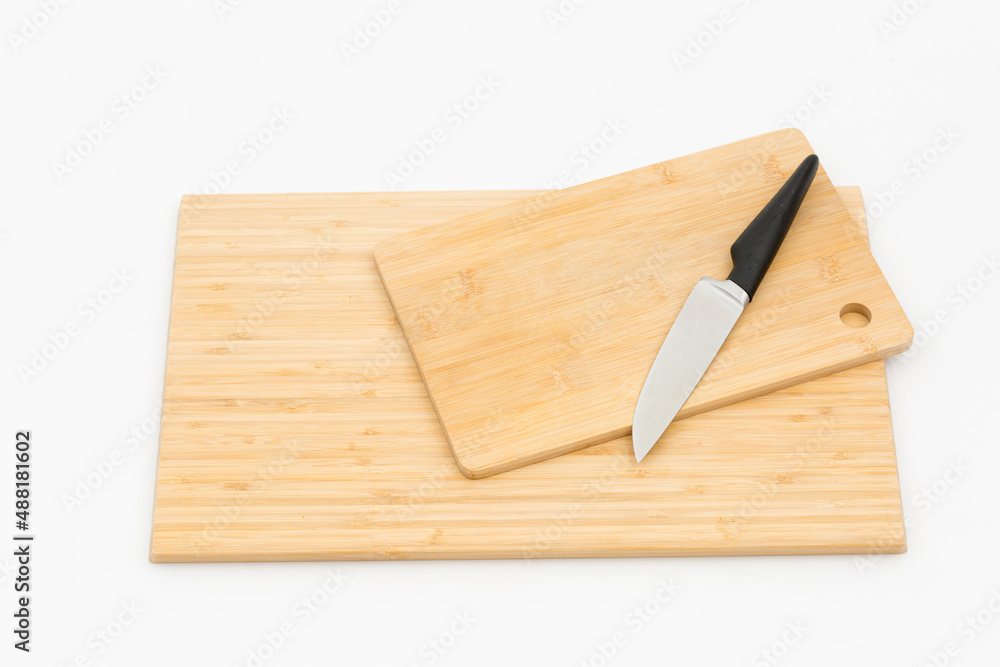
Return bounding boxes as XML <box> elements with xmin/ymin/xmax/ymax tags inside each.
<box><xmin>632</xmin><ymin>277</ymin><xmax>749</xmax><ymax>461</ymax></box>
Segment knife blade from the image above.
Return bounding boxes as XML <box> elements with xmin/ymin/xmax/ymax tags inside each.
<box><xmin>632</xmin><ymin>154</ymin><xmax>820</xmax><ymax>462</ymax></box>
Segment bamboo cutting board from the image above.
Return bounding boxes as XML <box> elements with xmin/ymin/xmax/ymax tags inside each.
<box><xmin>374</xmin><ymin>130</ymin><xmax>913</xmax><ymax>478</ymax></box>
<box><xmin>150</xmin><ymin>186</ymin><xmax>906</xmax><ymax>562</ymax></box>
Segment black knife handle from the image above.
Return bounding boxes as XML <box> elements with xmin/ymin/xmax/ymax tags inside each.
<box><xmin>726</xmin><ymin>154</ymin><xmax>819</xmax><ymax>301</ymax></box>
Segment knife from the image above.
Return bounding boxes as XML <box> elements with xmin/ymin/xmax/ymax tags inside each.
<box><xmin>631</xmin><ymin>154</ymin><xmax>819</xmax><ymax>462</ymax></box>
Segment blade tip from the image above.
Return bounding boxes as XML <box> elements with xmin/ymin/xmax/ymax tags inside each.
<box><xmin>631</xmin><ymin>428</ymin><xmax>655</xmax><ymax>462</ymax></box>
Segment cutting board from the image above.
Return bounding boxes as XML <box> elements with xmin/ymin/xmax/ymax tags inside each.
<box><xmin>150</xmin><ymin>186</ymin><xmax>906</xmax><ymax>562</ymax></box>
<box><xmin>374</xmin><ymin>130</ymin><xmax>913</xmax><ymax>478</ymax></box>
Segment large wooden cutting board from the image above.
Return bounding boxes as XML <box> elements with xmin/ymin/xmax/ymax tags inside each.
<box><xmin>150</xmin><ymin>187</ymin><xmax>906</xmax><ymax>562</ymax></box>
<box><xmin>374</xmin><ymin>130</ymin><xmax>913</xmax><ymax>478</ymax></box>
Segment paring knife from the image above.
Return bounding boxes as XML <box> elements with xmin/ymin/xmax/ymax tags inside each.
<box><xmin>631</xmin><ymin>154</ymin><xmax>820</xmax><ymax>462</ymax></box>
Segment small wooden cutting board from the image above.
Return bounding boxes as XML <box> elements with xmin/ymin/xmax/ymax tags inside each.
<box><xmin>374</xmin><ymin>130</ymin><xmax>913</xmax><ymax>478</ymax></box>
<box><xmin>150</xmin><ymin>187</ymin><xmax>905</xmax><ymax>562</ymax></box>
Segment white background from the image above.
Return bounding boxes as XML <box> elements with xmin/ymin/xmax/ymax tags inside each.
<box><xmin>2</xmin><ymin>0</ymin><xmax>999</xmax><ymax>665</ymax></box>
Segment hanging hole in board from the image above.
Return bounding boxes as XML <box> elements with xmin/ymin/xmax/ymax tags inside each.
<box><xmin>839</xmin><ymin>303</ymin><xmax>872</xmax><ymax>328</ymax></box>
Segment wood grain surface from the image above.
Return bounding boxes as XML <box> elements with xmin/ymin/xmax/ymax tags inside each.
<box><xmin>150</xmin><ymin>186</ymin><xmax>906</xmax><ymax>562</ymax></box>
<box><xmin>374</xmin><ymin>130</ymin><xmax>913</xmax><ymax>478</ymax></box>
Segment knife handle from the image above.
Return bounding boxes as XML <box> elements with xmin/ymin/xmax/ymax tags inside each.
<box><xmin>726</xmin><ymin>154</ymin><xmax>819</xmax><ymax>301</ymax></box>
